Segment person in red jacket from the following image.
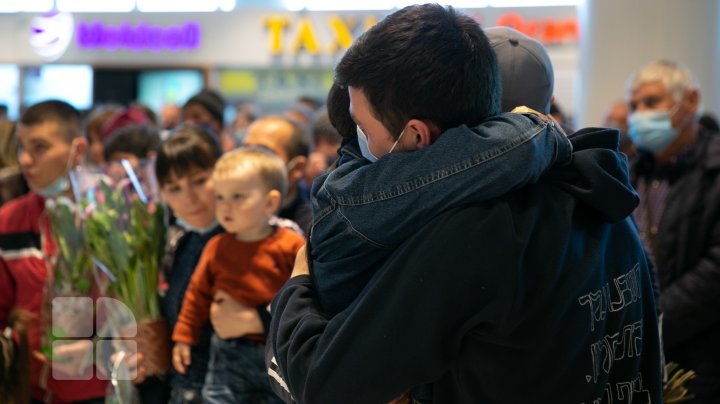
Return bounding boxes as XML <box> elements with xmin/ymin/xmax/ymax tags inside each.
<box><xmin>0</xmin><ymin>100</ymin><xmax>137</xmax><ymax>403</ymax></box>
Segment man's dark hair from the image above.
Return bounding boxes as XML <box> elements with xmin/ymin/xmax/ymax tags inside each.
<box><xmin>103</xmin><ymin>125</ymin><xmax>161</xmax><ymax>161</ymax></box>
<box><xmin>20</xmin><ymin>100</ymin><xmax>82</xmax><ymax>141</ymax></box>
<box><xmin>298</xmin><ymin>96</ymin><xmax>322</xmax><ymax>111</ymax></box>
<box><xmin>335</xmin><ymin>4</ymin><xmax>500</xmax><ymax>138</ymax></box>
<box><xmin>326</xmin><ymin>82</ymin><xmax>356</xmax><ymax>140</ymax></box>
<box><xmin>155</xmin><ymin>125</ymin><xmax>222</xmax><ymax>186</ymax></box>
<box><xmin>312</xmin><ymin>109</ymin><xmax>343</xmax><ymax>144</ymax></box>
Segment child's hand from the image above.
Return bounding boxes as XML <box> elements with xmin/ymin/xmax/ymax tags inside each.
<box><xmin>172</xmin><ymin>342</ymin><xmax>191</xmax><ymax>374</ymax></box>
<box><xmin>291</xmin><ymin>245</ymin><xmax>309</xmax><ymax>278</ymax></box>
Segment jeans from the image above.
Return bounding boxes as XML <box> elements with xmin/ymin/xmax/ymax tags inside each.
<box><xmin>168</xmin><ymin>326</ymin><xmax>212</xmax><ymax>404</ymax></box>
<box><xmin>202</xmin><ymin>334</ymin><xmax>283</xmax><ymax>404</ymax></box>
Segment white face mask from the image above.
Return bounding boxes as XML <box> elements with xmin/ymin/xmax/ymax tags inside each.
<box><xmin>356</xmin><ymin>125</ymin><xmax>407</xmax><ymax>163</ymax></box>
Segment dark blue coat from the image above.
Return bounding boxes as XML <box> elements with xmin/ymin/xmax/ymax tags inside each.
<box><xmin>268</xmin><ymin>128</ymin><xmax>663</xmax><ymax>403</ymax></box>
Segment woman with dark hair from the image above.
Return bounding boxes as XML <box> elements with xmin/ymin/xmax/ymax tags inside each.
<box><xmin>155</xmin><ymin>126</ymin><xmax>224</xmax><ymax>403</ymax></box>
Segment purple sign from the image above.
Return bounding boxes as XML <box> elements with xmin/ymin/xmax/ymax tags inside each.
<box><xmin>76</xmin><ymin>21</ymin><xmax>201</xmax><ymax>52</ymax></box>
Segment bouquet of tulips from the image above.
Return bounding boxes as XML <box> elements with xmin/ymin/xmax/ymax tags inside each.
<box><xmin>40</xmin><ymin>196</ymin><xmax>96</xmax><ymax>379</ymax></box>
<box><xmin>69</xmin><ymin>159</ymin><xmax>169</xmax><ymax>379</ymax></box>
<box><xmin>42</xmin><ymin>158</ymin><xmax>169</xmax><ymax>402</ymax></box>
<box><xmin>44</xmin><ymin>197</ymin><xmax>93</xmax><ymax>296</ymax></box>
<box><xmin>83</xmin><ymin>179</ymin><xmax>165</xmax><ymax>321</ymax></box>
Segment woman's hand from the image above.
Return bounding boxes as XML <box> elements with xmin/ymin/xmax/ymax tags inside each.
<box><xmin>210</xmin><ymin>290</ymin><xmax>264</xmax><ymax>339</ymax></box>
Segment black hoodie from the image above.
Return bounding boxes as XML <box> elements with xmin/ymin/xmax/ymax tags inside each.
<box><xmin>268</xmin><ymin>128</ymin><xmax>663</xmax><ymax>404</ymax></box>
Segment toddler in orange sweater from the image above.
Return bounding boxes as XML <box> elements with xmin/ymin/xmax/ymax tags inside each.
<box><xmin>171</xmin><ymin>147</ymin><xmax>304</xmax><ymax>403</ymax></box>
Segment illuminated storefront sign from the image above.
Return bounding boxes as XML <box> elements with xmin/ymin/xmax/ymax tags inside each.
<box><xmin>264</xmin><ymin>15</ymin><xmax>378</xmax><ymax>55</ymax></box>
<box><xmin>264</xmin><ymin>11</ymin><xmax>578</xmax><ymax>55</ymax></box>
<box><xmin>76</xmin><ymin>20</ymin><xmax>201</xmax><ymax>52</ymax></box>
<box><xmin>496</xmin><ymin>13</ymin><xmax>578</xmax><ymax>44</ymax></box>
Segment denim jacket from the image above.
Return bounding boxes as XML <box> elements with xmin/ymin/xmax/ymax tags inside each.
<box><xmin>309</xmin><ymin>111</ymin><xmax>573</xmax><ymax>316</ymax></box>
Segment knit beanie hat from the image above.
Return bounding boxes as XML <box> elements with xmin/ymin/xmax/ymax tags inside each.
<box><xmin>184</xmin><ymin>89</ymin><xmax>225</xmax><ymax>127</ymax></box>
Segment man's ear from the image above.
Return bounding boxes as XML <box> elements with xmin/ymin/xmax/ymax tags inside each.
<box><xmin>266</xmin><ymin>189</ymin><xmax>282</xmax><ymax>214</ymax></box>
<box><xmin>287</xmin><ymin>156</ymin><xmax>307</xmax><ymax>183</ymax></box>
<box><xmin>685</xmin><ymin>88</ymin><xmax>701</xmax><ymax>116</ymax></box>
<box><xmin>71</xmin><ymin>137</ymin><xmax>88</xmax><ymax>166</ymax></box>
<box><xmin>406</xmin><ymin>119</ymin><xmax>439</xmax><ymax>150</ymax></box>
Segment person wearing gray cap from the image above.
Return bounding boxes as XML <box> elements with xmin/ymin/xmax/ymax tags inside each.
<box><xmin>267</xmin><ymin>5</ymin><xmax>661</xmax><ymax>403</ymax></box>
<box><xmin>486</xmin><ymin>26</ymin><xmax>579</xmax><ymax>137</ymax></box>
<box><xmin>485</xmin><ymin>26</ymin><xmax>554</xmax><ymax>115</ymax></box>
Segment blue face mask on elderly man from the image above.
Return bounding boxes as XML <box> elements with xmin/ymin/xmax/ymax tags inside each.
<box><xmin>628</xmin><ymin>104</ymin><xmax>681</xmax><ymax>154</ymax></box>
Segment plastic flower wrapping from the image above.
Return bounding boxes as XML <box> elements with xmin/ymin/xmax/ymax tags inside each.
<box><xmin>40</xmin><ymin>196</ymin><xmax>96</xmax><ymax>379</ymax></box>
<box><xmin>42</xmin><ymin>158</ymin><xmax>169</xmax><ymax>402</ymax></box>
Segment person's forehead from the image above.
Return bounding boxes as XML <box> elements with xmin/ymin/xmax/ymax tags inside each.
<box><xmin>631</xmin><ymin>81</ymin><xmax>669</xmax><ymax>101</ymax></box>
<box><xmin>18</xmin><ymin>120</ymin><xmax>66</xmax><ymax>142</ymax></box>
<box><xmin>214</xmin><ymin>167</ymin><xmax>263</xmax><ymax>189</ymax></box>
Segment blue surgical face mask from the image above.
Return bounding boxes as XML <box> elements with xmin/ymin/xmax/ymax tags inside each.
<box><xmin>356</xmin><ymin>126</ymin><xmax>378</xmax><ymax>162</ymax></box>
<box><xmin>36</xmin><ymin>176</ymin><xmax>70</xmax><ymax>198</ymax></box>
<box><xmin>628</xmin><ymin>107</ymin><xmax>679</xmax><ymax>154</ymax></box>
<box><xmin>356</xmin><ymin>125</ymin><xmax>407</xmax><ymax>163</ymax></box>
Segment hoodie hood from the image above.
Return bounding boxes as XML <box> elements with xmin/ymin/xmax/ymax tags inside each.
<box><xmin>545</xmin><ymin>127</ymin><xmax>639</xmax><ymax>223</ymax></box>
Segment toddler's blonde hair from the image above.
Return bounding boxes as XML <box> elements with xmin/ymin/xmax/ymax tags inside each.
<box><xmin>213</xmin><ymin>147</ymin><xmax>288</xmax><ymax>201</ymax></box>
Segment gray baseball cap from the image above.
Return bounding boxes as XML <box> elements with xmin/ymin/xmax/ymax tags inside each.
<box><xmin>485</xmin><ymin>26</ymin><xmax>554</xmax><ymax>114</ymax></box>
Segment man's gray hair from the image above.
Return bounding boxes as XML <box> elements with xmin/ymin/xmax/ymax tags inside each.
<box><xmin>625</xmin><ymin>60</ymin><xmax>698</xmax><ymax>103</ymax></box>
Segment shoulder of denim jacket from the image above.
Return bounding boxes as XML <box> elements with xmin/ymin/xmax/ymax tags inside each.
<box><xmin>510</xmin><ymin>105</ymin><xmax>549</xmax><ymax>122</ymax></box>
